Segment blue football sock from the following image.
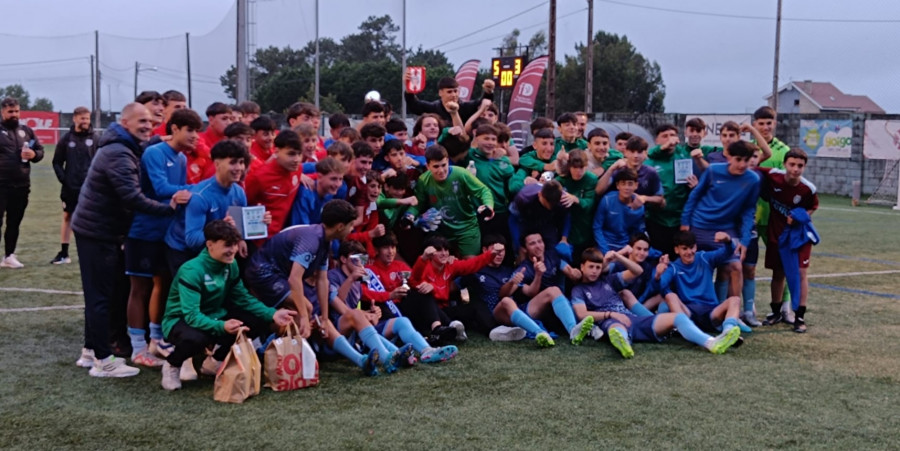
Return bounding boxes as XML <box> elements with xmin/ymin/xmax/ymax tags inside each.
<box><xmin>673</xmin><ymin>313</ymin><xmax>712</xmax><ymax>347</ymax></box>
<box><xmin>359</xmin><ymin>326</ymin><xmax>392</xmax><ymax>364</ymax></box>
<box><xmin>392</xmin><ymin>317</ymin><xmax>429</xmax><ymax>352</ymax></box>
<box><xmin>742</xmin><ymin>279</ymin><xmax>756</xmax><ymax>312</ymax></box>
<box><xmin>551</xmin><ymin>295</ymin><xmax>577</xmax><ymax>331</ymax></box>
<box><xmin>722</xmin><ymin>317</ymin><xmax>740</xmax><ymax>331</ymax></box>
<box><xmin>127</xmin><ymin>327</ymin><xmax>146</xmax><ymax>354</ymax></box>
<box><xmin>149</xmin><ymin>322</ymin><xmax>164</xmax><ymax>341</ymax></box>
<box><xmin>714</xmin><ymin>280</ymin><xmax>729</xmax><ymax>303</ymax></box>
<box><xmin>378</xmin><ymin>335</ymin><xmax>398</xmax><ymax>353</ymax></box>
<box><xmin>629</xmin><ymin>302</ymin><xmax>654</xmax><ymax>317</ymax></box>
<box><xmin>331</xmin><ymin>335</ymin><xmax>366</xmax><ymax>368</ymax></box>
<box><xmin>510</xmin><ymin>309</ymin><xmax>545</xmax><ymax>335</ymax></box>
<box><xmin>657</xmin><ymin>302</ymin><xmax>670</xmax><ymax>313</ymax></box>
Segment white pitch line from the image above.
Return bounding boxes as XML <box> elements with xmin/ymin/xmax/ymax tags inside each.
<box><xmin>757</xmin><ymin>270</ymin><xmax>900</xmax><ymax>281</ymax></box>
<box><xmin>0</xmin><ymin>287</ymin><xmax>83</xmax><ymax>295</ymax></box>
<box><xmin>819</xmin><ymin>206</ymin><xmax>900</xmax><ymax>216</ymax></box>
<box><xmin>0</xmin><ymin>305</ymin><xmax>83</xmax><ymax>313</ymax></box>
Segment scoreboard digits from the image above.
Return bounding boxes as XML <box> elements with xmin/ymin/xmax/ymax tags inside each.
<box><xmin>491</xmin><ymin>56</ymin><xmax>525</xmax><ymax>89</ymax></box>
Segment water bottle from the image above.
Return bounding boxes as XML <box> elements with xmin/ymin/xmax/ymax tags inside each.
<box><xmin>467</xmin><ymin>160</ymin><xmax>477</xmax><ymax>176</ymax></box>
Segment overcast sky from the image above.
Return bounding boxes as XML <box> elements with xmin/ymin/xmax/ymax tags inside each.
<box><xmin>2</xmin><ymin>0</ymin><xmax>899</xmax><ymax>115</ymax></box>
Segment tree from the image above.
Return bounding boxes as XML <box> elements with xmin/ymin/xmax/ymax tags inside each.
<box><xmin>298</xmin><ymin>83</ymin><xmax>344</xmax><ymax>115</ymax></box>
<box><xmin>31</xmin><ymin>98</ymin><xmax>54</xmax><ymax>111</ymax></box>
<box><xmin>0</xmin><ymin>84</ymin><xmax>31</xmax><ymax>109</ymax></box>
<box><xmin>498</xmin><ymin>29</ymin><xmax>547</xmax><ymax>61</ymax></box>
<box><xmin>555</xmin><ymin>31</ymin><xmax>665</xmax><ymax>114</ymax></box>
<box><xmin>340</xmin><ymin>15</ymin><xmax>403</xmax><ymax>63</ymax></box>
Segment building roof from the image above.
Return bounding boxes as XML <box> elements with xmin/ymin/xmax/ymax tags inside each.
<box><xmin>766</xmin><ymin>81</ymin><xmax>885</xmax><ymax>114</ymax></box>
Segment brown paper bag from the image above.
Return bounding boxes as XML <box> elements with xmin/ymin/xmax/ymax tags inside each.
<box><xmin>264</xmin><ymin>322</ymin><xmax>319</xmax><ymax>391</ymax></box>
<box><xmin>214</xmin><ymin>330</ymin><xmax>261</xmax><ymax>403</ymax></box>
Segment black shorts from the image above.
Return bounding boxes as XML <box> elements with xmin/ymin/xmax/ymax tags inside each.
<box><xmin>60</xmin><ymin>188</ymin><xmax>79</xmax><ymax>214</ymax></box>
<box><xmin>124</xmin><ymin>238</ymin><xmax>166</xmax><ymax>278</ymax></box>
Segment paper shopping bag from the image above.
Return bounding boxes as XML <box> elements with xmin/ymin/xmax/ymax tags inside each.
<box><xmin>264</xmin><ymin>322</ymin><xmax>319</xmax><ymax>391</ymax></box>
<box><xmin>214</xmin><ymin>330</ymin><xmax>261</xmax><ymax>403</ymax></box>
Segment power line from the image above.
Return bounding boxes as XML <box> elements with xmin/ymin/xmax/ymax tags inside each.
<box><xmin>598</xmin><ymin>0</ymin><xmax>900</xmax><ymax>23</ymax></box>
<box><xmin>428</xmin><ymin>1</ymin><xmax>549</xmax><ymax>50</ymax></box>
<box><xmin>0</xmin><ymin>57</ymin><xmax>89</xmax><ymax>68</ymax></box>
<box><xmin>443</xmin><ymin>8</ymin><xmax>587</xmax><ymax>54</ymax></box>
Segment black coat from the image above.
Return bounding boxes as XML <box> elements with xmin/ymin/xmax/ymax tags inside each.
<box><xmin>404</xmin><ymin>91</ymin><xmax>494</xmax><ymax>125</ymax></box>
<box><xmin>71</xmin><ymin>123</ymin><xmax>172</xmax><ymax>243</ymax></box>
<box><xmin>0</xmin><ymin>122</ymin><xmax>44</xmax><ymax>188</ymax></box>
<box><xmin>53</xmin><ymin>126</ymin><xmax>99</xmax><ymax>192</ymax></box>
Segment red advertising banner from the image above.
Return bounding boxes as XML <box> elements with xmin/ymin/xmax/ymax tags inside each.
<box><xmin>507</xmin><ymin>56</ymin><xmax>548</xmax><ymax>148</ymax></box>
<box><xmin>20</xmin><ymin>111</ymin><xmax>60</xmax><ymax>145</ymax></box>
<box><xmin>454</xmin><ymin>59</ymin><xmax>481</xmax><ymax>102</ymax></box>
<box><xmin>405</xmin><ymin>66</ymin><xmax>426</xmax><ymax>94</ymax></box>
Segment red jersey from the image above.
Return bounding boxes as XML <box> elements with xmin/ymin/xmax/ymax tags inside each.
<box><xmin>185</xmin><ymin>146</ymin><xmax>215</xmax><ymax>184</ymax></box>
<box><xmin>250</xmin><ymin>141</ymin><xmax>274</xmax><ymax>164</ymax></box>
<box><xmin>152</xmin><ymin>122</ymin><xmax>167</xmax><ymax>137</ymax></box>
<box><xmin>758</xmin><ymin>167</ymin><xmax>819</xmax><ymax>244</ymax></box>
<box><xmin>363</xmin><ymin>258</ymin><xmax>412</xmax><ymax>303</ymax></box>
<box><xmin>317</xmin><ymin>136</ymin><xmax>328</xmax><ymax>160</ymax></box>
<box><xmin>244</xmin><ymin>159</ymin><xmax>302</xmax><ymax>237</ymax></box>
<box><xmin>410</xmin><ymin>250</ymin><xmax>493</xmax><ymax>306</ymax></box>
<box><xmin>199</xmin><ymin>128</ymin><xmax>225</xmax><ymax>151</ymax></box>
<box><xmin>345</xmin><ymin>174</ymin><xmax>369</xmax><ymax>208</ymax></box>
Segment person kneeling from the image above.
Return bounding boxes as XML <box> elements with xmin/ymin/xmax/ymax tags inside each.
<box><xmin>160</xmin><ymin>220</ymin><xmax>294</xmax><ymax>391</ymax></box>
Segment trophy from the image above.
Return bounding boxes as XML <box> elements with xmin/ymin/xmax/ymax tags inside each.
<box><xmin>350</xmin><ymin>254</ymin><xmax>370</xmax><ymax>283</ymax></box>
<box><xmin>399</xmin><ymin>271</ymin><xmax>412</xmax><ymax>290</ymax></box>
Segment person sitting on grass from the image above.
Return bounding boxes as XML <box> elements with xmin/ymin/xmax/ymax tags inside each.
<box><xmin>607</xmin><ymin>233</ymin><xmax>666</xmax><ymax>312</ymax></box>
<box><xmin>160</xmin><ymin>220</ymin><xmax>296</xmax><ymax>391</ymax></box>
<box><xmin>571</xmin><ymin>247</ymin><xmax>741</xmax><ymax>359</ymax></box>
<box><xmin>330</xmin><ymin>240</ymin><xmax>459</xmax><ymax>367</ymax></box>
<box><xmin>501</xmin><ymin>232</ymin><xmax>594</xmax><ymax>347</ymax></box>
<box><xmin>658</xmin><ymin>230</ymin><xmax>745</xmax><ymax>338</ymax></box>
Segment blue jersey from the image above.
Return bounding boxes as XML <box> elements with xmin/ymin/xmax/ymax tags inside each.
<box><xmin>247</xmin><ymin>224</ymin><xmax>330</xmax><ymax>282</ymax></box>
<box><xmin>287</xmin><ymin>181</ymin><xmax>348</xmax><ymax>226</ymax></box>
<box><xmin>593</xmin><ymin>191</ymin><xmax>646</xmax><ymax>254</ymax></box>
<box><xmin>164</xmin><ymin>177</ymin><xmax>247</xmax><ymax>252</ymax></box>
<box><xmin>515</xmin><ymin>247</ymin><xmax>565</xmax><ymax>296</ymax></box>
<box><xmin>129</xmin><ymin>142</ymin><xmax>190</xmax><ymax>241</ymax></box>
<box><xmin>327</xmin><ymin>267</ymin><xmax>360</xmax><ymax>325</ymax></box>
<box><xmin>659</xmin><ymin>241</ymin><xmax>733</xmax><ymax>306</ymax></box>
<box><xmin>463</xmin><ymin>265</ymin><xmax>513</xmax><ymax>311</ymax></box>
<box><xmin>510</xmin><ymin>184</ymin><xmax>570</xmax><ymax>247</ymax></box>
<box><xmin>608</xmin><ymin>259</ymin><xmax>657</xmax><ymax>302</ymax></box>
<box><xmin>681</xmin><ymin>163</ymin><xmax>760</xmax><ymax>247</ymax></box>
<box><xmin>570</xmin><ymin>273</ymin><xmax>630</xmax><ymax>314</ymax></box>
<box><xmin>605</xmin><ymin>165</ymin><xmax>664</xmax><ymax>198</ymax></box>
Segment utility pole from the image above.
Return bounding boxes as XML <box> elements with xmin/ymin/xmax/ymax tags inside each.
<box><xmin>546</xmin><ymin>0</ymin><xmax>557</xmax><ymax>119</ymax></box>
<box><xmin>585</xmin><ymin>0</ymin><xmax>594</xmax><ymax>114</ymax></box>
<box><xmin>186</xmin><ymin>33</ymin><xmax>193</xmax><ymax>108</ymax></box>
<box><xmin>94</xmin><ymin>30</ymin><xmax>100</xmax><ymax>127</ymax></box>
<box><xmin>314</xmin><ymin>0</ymin><xmax>320</xmax><ymax>109</ymax></box>
<box><xmin>236</xmin><ymin>0</ymin><xmax>249</xmax><ymax>102</ymax></box>
<box><xmin>401</xmin><ymin>0</ymin><xmax>407</xmax><ymax>120</ymax></box>
<box><xmin>771</xmin><ymin>0</ymin><xmax>783</xmax><ymax>111</ymax></box>
<box><xmin>90</xmin><ymin>55</ymin><xmax>95</xmax><ymax>116</ymax></box>
<box><xmin>134</xmin><ymin>61</ymin><xmax>139</xmax><ymax>99</ymax></box>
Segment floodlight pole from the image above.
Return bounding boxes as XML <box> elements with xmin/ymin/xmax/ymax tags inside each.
<box><xmin>401</xmin><ymin>0</ymin><xmax>407</xmax><ymax>120</ymax></box>
<box><xmin>186</xmin><ymin>33</ymin><xmax>193</xmax><ymax>108</ymax></box>
<box><xmin>771</xmin><ymin>0</ymin><xmax>782</xmax><ymax>111</ymax></box>
<box><xmin>546</xmin><ymin>0</ymin><xmax>557</xmax><ymax>118</ymax></box>
<box><xmin>314</xmin><ymin>0</ymin><xmax>320</xmax><ymax>109</ymax></box>
<box><xmin>585</xmin><ymin>0</ymin><xmax>593</xmax><ymax>114</ymax></box>
<box><xmin>236</xmin><ymin>0</ymin><xmax>249</xmax><ymax>102</ymax></box>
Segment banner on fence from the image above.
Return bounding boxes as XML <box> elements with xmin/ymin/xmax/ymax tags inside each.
<box><xmin>799</xmin><ymin>119</ymin><xmax>852</xmax><ymax>158</ymax></box>
<box><xmin>684</xmin><ymin>114</ymin><xmax>751</xmax><ymax>147</ymax></box>
<box><xmin>19</xmin><ymin>111</ymin><xmax>60</xmax><ymax>145</ymax></box>
<box><xmin>863</xmin><ymin>120</ymin><xmax>900</xmax><ymax>160</ymax></box>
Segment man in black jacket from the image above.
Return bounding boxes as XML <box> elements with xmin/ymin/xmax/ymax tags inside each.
<box><xmin>404</xmin><ymin>76</ymin><xmax>495</xmax><ymax>124</ymax></box>
<box><xmin>0</xmin><ymin>97</ymin><xmax>44</xmax><ymax>269</ymax></box>
<box><xmin>51</xmin><ymin>106</ymin><xmax>97</xmax><ymax>265</ymax></box>
<box><xmin>71</xmin><ymin>102</ymin><xmax>176</xmax><ymax>378</ymax></box>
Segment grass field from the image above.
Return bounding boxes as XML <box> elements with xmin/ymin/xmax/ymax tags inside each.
<box><xmin>2</xmin><ymin>155</ymin><xmax>900</xmax><ymax>450</ymax></box>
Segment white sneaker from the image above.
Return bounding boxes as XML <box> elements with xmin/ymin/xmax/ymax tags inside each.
<box><xmin>0</xmin><ymin>254</ymin><xmax>24</xmax><ymax>268</ymax></box>
<box><xmin>488</xmin><ymin>325</ymin><xmax>527</xmax><ymax>342</ymax></box>
<box><xmin>741</xmin><ymin>310</ymin><xmax>762</xmax><ymax>327</ymax></box>
<box><xmin>781</xmin><ymin>304</ymin><xmax>796</xmax><ymax>325</ymax></box>
<box><xmin>180</xmin><ymin>360</ymin><xmax>198</xmax><ymax>381</ymax></box>
<box><xmin>161</xmin><ymin>362</ymin><xmax>182</xmax><ymax>391</ymax></box>
<box><xmin>449</xmin><ymin>320</ymin><xmax>467</xmax><ymax>341</ymax></box>
<box><xmin>200</xmin><ymin>356</ymin><xmax>222</xmax><ymax>376</ymax></box>
<box><xmin>89</xmin><ymin>356</ymin><xmax>140</xmax><ymax>378</ymax></box>
<box><xmin>75</xmin><ymin>348</ymin><xmax>95</xmax><ymax>368</ymax></box>
<box><xmin>148</xmin><ymin>338</ymin><xmax>173</xmax><ymax>358</ymax></box>
<box><xmin>589</xmin><ymin>325</ymin><xmax>605</xmax><ymax>341</ymax></box>
<box><xmin>131</xmin><ymin>348</ymin><xmax>165</xmax><ymax>368</ymax></box>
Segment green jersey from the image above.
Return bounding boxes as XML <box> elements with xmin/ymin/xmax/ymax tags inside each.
<box><xmin>163</xmin><ymin>249</ymin><xmax>275</xmax><ymax>337</ymax></box>
<box><xmin>376</xmin><ymin>194</ymin><xmax>405</xmax><ymax>228</ymax></box>
<box><xmin>555</xmin><ymin>136</ymin><xmax>588</xmax><ymax>153</ymax></box>
<box><xmin>557</xmin><ymin>172</ymin><xmax>599</xmax><ymax>248</ymax></box>
<box><xmin>408</xmin><ymin>166</ymin><xmax>494</xmax><ymax>240</ymax></box>
<box><xmin>518</xmin><ymin>149</ymin><xmax>556</xmax><ymax>174</ymax></box>
<box><xmin>465</xmin><ymin>148</ymin><xmax>515</xmax><ymax>214</ymax></box>
<box><xmin>755</xmin><ymin>136</ymin><xmax>790</xmax><ymax>226</ymax></box>
<box><xmin>644</xmin><ymin>144</ymin><xmax>693</xmax><ymax>228</ymax></box>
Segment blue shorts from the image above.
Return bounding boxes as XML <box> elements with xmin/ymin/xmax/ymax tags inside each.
<box><xmin>600</xmin><ymin>315</ymin><xmax>661</xmax><ymax>343</ymax></box>
<box><xmin>124</xmin><ymin>238</ymin><xmax>166</xmax><ymax>278</ymax></box>
<box><xmin>684</xmin><ymin>302</ymin><xmax>719</xmax><ymax>333</ymax></box>
<box><xmin>244</xmin><ymin>272</ymin><xmax>291</xmax><ymax>308</ymax></box>
<box><xmin>693</xmin><ymin>228</ymin><xmax>739</xmax><ymax>263</ymax></box>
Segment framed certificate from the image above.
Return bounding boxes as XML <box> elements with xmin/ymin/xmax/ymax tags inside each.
<box><xmin>674</xmin><ymin>159</ymin><xmax>693</xmax><ymax>184</ymax></box>
<box><xmin>227</xmin><ymin>205</ymin><xmax>268</xmax><ymax>240</ymax></box>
